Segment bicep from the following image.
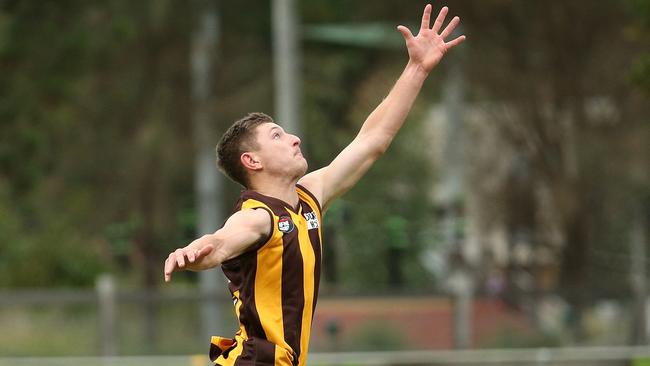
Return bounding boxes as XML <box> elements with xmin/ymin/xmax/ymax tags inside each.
<box><xmin>211</xmin><ymin>208</ymin><xmax>272</xmax><ymax>263</ymax></box>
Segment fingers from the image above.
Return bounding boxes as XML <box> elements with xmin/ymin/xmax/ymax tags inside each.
<box><xmin>420</xmin><ymin>4</ymin><xmax>432</xmax><ymax>31</ymax></box>
<box><xmin>440</xmin><ymin>16</ymin><xmax>460</xmax><ymax>39</ymax></box>
<box><xmin>164</xmin><ymin>245</ymin><xmax>214</xmax><ymax>282</ymax></box>
<box><xmin>431</xmin><ymin>6</ymin><xmax>448</xmax><ymax>34</ymax></box>
<box><xmin>174</xmin><ymin>248</ymin><xmax>186</xmax><ymax>268</ymax></box>
<box><xmin>397</xmin><ymin>25</ymin><xmax>414</xmax><ymax>42</ymax></box>
<box><xmin>445</xmin><ymin>35</ymin><xmax>467</xmax><ymax>48</ymax></box>
<box><xmin>187</xmin><ymin>249</ymin><xmax>196</xmax><ymax>263</ymax></box>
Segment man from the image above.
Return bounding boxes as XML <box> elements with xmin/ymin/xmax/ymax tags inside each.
<box><xmin>164</xmin><ymin>4</ymin><xmax>465</xmax><ymax>365</ymax></box>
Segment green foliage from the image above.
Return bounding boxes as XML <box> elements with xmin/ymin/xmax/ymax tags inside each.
<box><xmin>0</xmin><ymin>0</ymin><xmax>194</xmax><ymax>287</ymax></box>
<box><xmin>322</xmin><ymin>109</ymin><xmax>436</xmax><ymax>291</ymax></box>
<box><xmin>630</xmin><ymin>0</ymin><xmax>650</xmax><ymax>93</ymax></box>
<box><xmin>302</xmin><ymin>33</ymin><xmax>437</xmax><ymax>291</ymax></box>
<box><xmin>633</xmin><ymin>358</ymin><xmax>650</xmax><ymax>366</ymax></box>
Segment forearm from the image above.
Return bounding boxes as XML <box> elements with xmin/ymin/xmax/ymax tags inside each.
<box><xmin>357</xmin><ymin>61</ymin><xmax>429</xmax><ymax>153</ymax></box>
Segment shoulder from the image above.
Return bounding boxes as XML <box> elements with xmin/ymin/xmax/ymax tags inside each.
<box><xmin>226</xmin><ymin>207</ymin><xmax>273</xmax><ymax>234</ymax></box>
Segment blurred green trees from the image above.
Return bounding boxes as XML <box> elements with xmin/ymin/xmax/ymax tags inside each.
<box><xmin>631</xmin><ymin>0</ymin><xmax>650</xmax><ymax>93</ymax></box>
<box><xmin>0</xmin><ymin>0</ymin><xmax>196</xmax><ymax>287</ymax></box>
<box><xmin>0</xmin><ymin>0</ymin><xmax>436</xmax><ymax>289</ymax></box>
<box><xmin>453</xmin><ymin>0</ymin><xmax>649</xmax><ymax>341</ymax></box>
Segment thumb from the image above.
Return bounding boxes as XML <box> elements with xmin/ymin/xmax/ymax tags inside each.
<box><xmin>197</xmin><ymin>244</ymin><xmax>215</xmax><ymax>259</ymax></box>
<box><xmin>397</xmin><ymin>25</ymin><xmax>414</xmax><ymax>42</ymax></box>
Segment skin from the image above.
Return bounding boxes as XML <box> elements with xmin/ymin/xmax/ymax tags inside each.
<box><xmin>164</xmin><ymin>4</ymin><xmax>466</xmax><ymax>282</ymax></box>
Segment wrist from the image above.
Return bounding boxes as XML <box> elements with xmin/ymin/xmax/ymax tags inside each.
<box><xmin>405</xmin><ymin>61</ymin><xmax>430</xmax><ymax>81</ymax></box>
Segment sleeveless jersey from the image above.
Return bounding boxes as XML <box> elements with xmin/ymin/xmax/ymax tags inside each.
<box><xmin>210</xmin><ymin>184</ymin><xmax>323</xmax><ymax>366</ymax></box>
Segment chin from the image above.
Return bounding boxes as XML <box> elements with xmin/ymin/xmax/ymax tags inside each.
<box><xmin>296</xmin><ymin>159</ymin><xmax>308</xmax><ymax>177</ymax></box>
<box><xmin>299</xmin><ymin>161</ymin><xmax>308</xmax><ymax>176</ymax></box>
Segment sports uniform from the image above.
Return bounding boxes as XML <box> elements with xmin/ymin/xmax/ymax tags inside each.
<box><xmin>210</xmin><ymin>184</ymin><xmax>322</xmax><ymax>366</ymax></box>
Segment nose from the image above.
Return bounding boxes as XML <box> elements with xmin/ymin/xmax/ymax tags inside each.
<box><xmin>291</xmin><ymin>134</ymin><xmax>301</xmax><ymax>147</ymax></box>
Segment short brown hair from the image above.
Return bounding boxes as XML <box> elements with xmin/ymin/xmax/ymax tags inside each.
<box><xmin>216</xmin><ymin>112</ymin><xmax>273</xmax><ymax>187</ymax></box>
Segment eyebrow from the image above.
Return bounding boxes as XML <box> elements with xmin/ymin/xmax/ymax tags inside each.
<box><xmin>269</xmin><ymin>126</ymin><xmax>282</xmax><ymax>134</ymax></box>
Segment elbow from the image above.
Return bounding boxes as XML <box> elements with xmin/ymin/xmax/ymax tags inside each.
<box><xmin>372</xmin><ymin>144</ymin><xmax>389</xmax><ymax>157</ymax></box>
<box><xmin>368</xmin><ymin>139</ymin><xmax>390</xmax><ymax>159</ymax></box>
<box><xmin>358</xmin><ymin>132</ymin><xmax>391</xmax><ymax>158</ymax></box>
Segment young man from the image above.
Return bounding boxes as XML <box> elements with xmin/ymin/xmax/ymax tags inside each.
<box><xmin>164</xmin><ymin>4</ymin><xmax>465</xmax><ymax>365</ymax></box>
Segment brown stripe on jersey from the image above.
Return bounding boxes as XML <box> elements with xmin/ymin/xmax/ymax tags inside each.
<box><xmin>234</xmin><ymin>337</ymin><xmax>276</xmax><ymax>365</ymax></box>
<box><xmin>277</xmin><ymin>205</ymin><xmax>305</xmax><ymax>360</ymax></box>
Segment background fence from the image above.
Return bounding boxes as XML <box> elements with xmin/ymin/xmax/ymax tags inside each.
<box><xmin>2</xmin><ymin>347</ymin><xmax>650</xmax><ymax>366</ymax></box>
<box><xmin>0</xmin><ymin>274</ymin><xmax>585</xmax><ymax>357</ymax></box>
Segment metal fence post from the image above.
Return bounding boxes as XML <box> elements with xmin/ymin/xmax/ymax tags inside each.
<box><xmin>96</xmin><ymin>274</ymin><xmax>117</xmax><ymax>356</ymax></box>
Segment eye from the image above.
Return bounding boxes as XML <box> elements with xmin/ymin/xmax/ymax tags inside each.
<box><xmin>272</xmin><ymin>132</ymin><xmax>280</xmax><ymax>139</ymax></box>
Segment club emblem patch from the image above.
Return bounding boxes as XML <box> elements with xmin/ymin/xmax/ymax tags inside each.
<box><xmin>278</xmin><ymin>216</ymin><xmax>295</xmax><ymax>233</ymax></box>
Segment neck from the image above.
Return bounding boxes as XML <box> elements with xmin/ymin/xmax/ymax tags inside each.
<box><xmin>248</xmin><ymin>176</ymin><xmax>300</xmax><ymax>208</ymax></box>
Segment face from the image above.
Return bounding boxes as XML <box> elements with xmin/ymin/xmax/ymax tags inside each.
<box><xmin>244</xmin><ymin>122</ymin><xmax>308</xmax><ymax>180</ymax></box>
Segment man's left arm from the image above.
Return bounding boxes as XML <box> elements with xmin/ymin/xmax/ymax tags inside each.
<box><xmin>299</xmin><ymin>4</ymin><xmax>465</xmax><ymax>211</ymax></box>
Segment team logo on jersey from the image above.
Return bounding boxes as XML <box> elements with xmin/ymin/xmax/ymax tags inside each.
<box><xmin>303</xmin><ymin>211</ymin><xmax>319</xmax><ymax>230</ymax></box>
<box><xmin>278</xmin><ymin>215</ymin><xmax>295</xmax><ymax>233</ymax></box>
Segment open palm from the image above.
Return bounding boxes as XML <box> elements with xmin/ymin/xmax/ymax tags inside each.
<box><xmin>397</xmin><ymin>4</ymin><xmax>466</xmax><ymax>73</ymax></box>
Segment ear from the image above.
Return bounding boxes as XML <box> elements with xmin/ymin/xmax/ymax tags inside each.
<box><xmin>241</xmin><ymin>152</ymin><xmax>263</xmax><ymax>171</ymax></box>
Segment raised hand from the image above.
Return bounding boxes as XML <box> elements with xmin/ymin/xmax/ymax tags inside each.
<box><xmin>397</xmin><ymin>4</ymin><xmax>466</xmax><ymax>73</ymax></box>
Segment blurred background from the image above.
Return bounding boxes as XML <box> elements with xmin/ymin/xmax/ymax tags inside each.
<box><xmin>1</xmin><ymin>0</ymin><xmax>649</xmax><ymax>365</ymax></box>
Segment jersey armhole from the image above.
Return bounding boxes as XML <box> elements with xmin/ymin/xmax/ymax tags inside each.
<box><xmin>296</xmin><ymin>183</ymin><xmax>322</xmax><ymax>217</ymax></box>
<box><xmin>250</xmin><ymin>206</ymin><xmax>275</xmax><ymax>252</ymax></box>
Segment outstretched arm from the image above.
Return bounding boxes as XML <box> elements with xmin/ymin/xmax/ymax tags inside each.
<box><xmin>299</xmin><ymin>4</ymin><xmax>465</xmax><ymax>210</ymax></box>
<box><xmin>163</xmin><ymin>208</ymin><xmax>271</xmax><ymax>282</ymax></box>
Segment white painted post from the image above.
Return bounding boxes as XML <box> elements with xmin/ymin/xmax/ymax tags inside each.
<box><xmin>272</xmin><ymin>0</ymin><xmax>301</xmax><ymax>136</ymax></box>
<box><xmin>96</xmin><ymin>274</ymin><xmax>117</xmax><ymax>356</ymax></box>
<box><xmin>191</xmin><ymin>0</ymin><xmax>225</xmax><ymax>342</ymax></box>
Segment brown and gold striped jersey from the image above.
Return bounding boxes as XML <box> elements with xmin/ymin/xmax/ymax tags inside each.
<box><xmin>210</xmin><ymin>184</ymin><xmax>323</xmax><ymax>366</ymax></box>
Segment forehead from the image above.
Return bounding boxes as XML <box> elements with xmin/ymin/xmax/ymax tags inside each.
<box><xmin>256</xmin><ymin>122</ymin><xmax>283</xmax><ymax>134</ymax></box>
